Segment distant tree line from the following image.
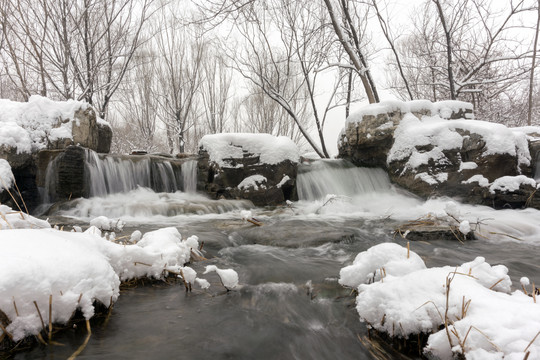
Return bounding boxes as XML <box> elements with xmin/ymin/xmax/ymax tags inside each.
<box><xmin>1</xmin><ymin>0</ymin><xmax>539</xmax><ymax>156</ymax></box>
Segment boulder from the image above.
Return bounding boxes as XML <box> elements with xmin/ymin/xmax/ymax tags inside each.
<box><xmin>338</xmin><ymin>100</ymin><xmax>540</xmax><ymax>209</ymax></box>
<box><xmin>0</xmin><ymin>97</ymin><xmax>113</xmax><ymax>210</ymax></box>
<box><xmin>197</xmin><ymin>134</ymin><xmax>299</xmax><ymax>206</ymax></box>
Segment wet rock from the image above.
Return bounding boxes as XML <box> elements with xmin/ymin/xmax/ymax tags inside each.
<box><xmin>197</xmin><ymin>136</ymin><xmax>298</xmax><ymax>207</ymax></box>
<box><xmin>96</xmin><ymin>120</ymin><xmax>113</xmax><ymax>153</ymax></box>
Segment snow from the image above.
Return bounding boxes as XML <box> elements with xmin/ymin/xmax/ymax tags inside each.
<box><xmin>341</xmin><ymin>243</ymin><xmax>539</xmax><ymax>359</ymax></box>
<box><xmin>463</xmin><ymin>175</ymin><xmax>490</xmax><ymax>187</ymax></box>
<box><xmin>241</xmin><ymin>210</ymin><xmax>253</xmax><ymax>220</ymax></box>
<box><xmin>459</xmin><ymin>220</ymin><xmax>471</xmax><ymax>234</ymax></box>
<box><xmin>89</xmin><ymin>216</ymin><xmax>125</xmax><ymax>231</ymax></box>
<box><xmin>199</xmin><ymin>133</ymin><xmax>300</xmax><ymax>168</ymax></box>
<box><xmin>0</xmin><ymin>95</ymin><xmax>90</xmax><ymax>154</ymax></box>
<box><xmin>489</xmin><ymin>175</ymin><xmax>538</xmax><ymax>194</ymax></box>
<box><xmin>203</xmin><ymin>265</ymin><xmax>239</xmax><ymax>290</ymax></box>
<box><xmin>345</xmin><ymin>99</ymin><xmax>473</xmax><ymax>125</ymax></box>
<box><xmin>0</xmin><ymin>159</ymin><xmax>14</xmax><ymax>192</ymax></box>
<box><xmin>237</xmin><ymin>174</ymin><xmax>267</xmax><ymax>191</ymax></box>
<box><xmin>339</xmin><ymin>243</ymin><xmax>426</xmax><ymax>289</ymax></box>
<box><xmin>389</xmin><ymin>114</ymin><xmax>531</xmax><ymax>170</ymax></box>
<box><xmin>460</xmin><ymin>162</ymin><xmax>478</xmax><ymax>171</ymax></box>
<box><xmin>0</xmin><ymin>205</ymin><xmax>213</xmax><ymax>341</ymax></box>
<box><xmin>0</xmin><ymin>204</ymin><xmax>50</xmax><ymax>229</ymax></box>
<box><xmin>414</xmin><ymin>172</ymin><xmax>448</xmax><ymax>185</ymax></box>
<box><xmin>276</xmin><ymin>175</ymin><xmax>291</xmax><ymax>188</ymax></box>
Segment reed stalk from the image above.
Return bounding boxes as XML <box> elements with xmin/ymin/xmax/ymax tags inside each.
<box><xmin>67</xmin><ymin>319</ymin><xmax>91</xmax><ymax>360</ymax></box>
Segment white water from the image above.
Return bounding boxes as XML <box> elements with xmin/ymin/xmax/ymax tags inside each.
<box><xmin>535</xmin><ymin>151</ymin><xmax>540</xmax><ymax>180</ymax></box>
<box><xmin>296</xmin><ymin>160</ymin><xmax>392</xmax><ymax>201</ymax></box>
<box><xmin>181</xmin><ymin>160</ymin><xmax>197</xmax><ymax>193</ymax></box>
<box><xmin>41</xmin><ymin>150</ymin><xmax>198</xmax><ymax>203</ymax></box>
<box><xmin>85</xmin><ymin>150</ymin><xmax>186</xmax><ymax>196</ymax></box>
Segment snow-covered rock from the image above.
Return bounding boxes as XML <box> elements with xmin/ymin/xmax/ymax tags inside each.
<box><xmin>0</xmin><ymin>95</ymin><xmax>111</xmax><ymax>155</ymax></box>
<box><xmin>338</xmin><ymin>99</ymin><xmax>540</xmax><ymax>209</ymax></box>
<box><xmin>198</xmin><ymin>133</ymin><xmax>298</xmax><ymax>206</ymax></box>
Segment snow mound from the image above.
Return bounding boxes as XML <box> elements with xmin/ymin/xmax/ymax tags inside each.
<box><xmin>339</xmin><ymin>242</ymin><xmax>426</xmax><ymax>288</ymax></box>
<box><xmin>238</xmin><ymin>175</ymin><xmax>267</xmax><ymax>191</ymax></box>
<box><xmin>342</xmin><ymin>243</ymin><xmax>538</xmax><ymax>359</ymax></box>
<box><xmin>199</xmin><ymin>133</ymin><xmax>299</xmax><ymax>168</ymax></box>
<box><xmin>0</xmin><ymin>204</ymin><xmax>50</xmax><ymax>229</ymax></box>
<box><xmin>489</xmin><ymin>175</ymin><xmax>538</xmax><ymax>194</ymax></box>
<box><xmin>89</xmin><ymin>215</ymin><xmax>125</xmax><ymax>231</ymax></box>
<box><xmin>0</xmin><ymin>223</ymin><xmax>200</xmax><ymax>341</ymax></box>
<box><xmin>0</xmin><ymin>95</ymin><xmax>90</xmax><ymax>153</ymax></box>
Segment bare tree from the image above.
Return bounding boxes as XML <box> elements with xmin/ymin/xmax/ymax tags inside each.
<box><xmin>0</xmin><ymin>0</ymin><xmax>156</xmax><ymax>119</ymax></box>
<box><xmin>528</xmin><ymin>1</ymin><xmax>540</xmax><ymax>125</ymax></box>
<box><xmin>153</xmin><ymin>7</ymin><xmax>205</xmax><ymax>154</ymax></box>
<box><xmin>115</xmin><ymin>46</ymin><xmax>160</xmax><ymax>152</ymax></box>
<box><xmin>322</xmin><ymin>0</ymin><xmax>379</xmax><ymax>103</ymax></box>
<box><xmin>371</xmin><ymin>0</ymin><xmax>414</xmax><ymax>100</ymax></box>
<box><xmin>200</xmin><ymin>47</ymin><xmax>233</xmax><ymax>134</ymax></box>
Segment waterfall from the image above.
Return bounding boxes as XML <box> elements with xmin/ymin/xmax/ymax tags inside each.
<box><xmin>40</xmin><ymin>149</ymin><xmax>198</xmax><ymax>203</ymax></box>
<box><xmin>296</xmin><ymin>159</ymin><xmax>392</xmax><ymax>201</ymax></box>
<box><xmin>84</xmin><ymin>150</ymin><xmax>196</xmax><ymax>197</ymax></box>
<box><xmin>535</xmin><ymin>151</ymin><xmax>540</xmax><ymax>181</ymax></box>
<box><xmin>181</xmin><ymin>160</ymin><xmax>197</xmax><ymax>193</ymax></box>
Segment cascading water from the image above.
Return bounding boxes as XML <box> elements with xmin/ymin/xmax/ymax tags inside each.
<box><xmin>535</xmin><ymin>151</ymin><xmax>540</xmax><ymax>180</ymax></box>
<box><xmin>85</xmin><ymin>150</ymin><xmax>199</xmax><ymax>196</ymax></box>
<box><xmin>41</xmin><ymin>149</ymin><xmax>198</xmax><ymax>203</ymax></box>
<box><xmin>296</xmin><ymin>159</ymin><xmax>392</xmax><ymax>201</ymax></box>
<box><xmin>181</xmin><ymin>160</ymin><xmax>197</xmax><ymax>193</ymax></box>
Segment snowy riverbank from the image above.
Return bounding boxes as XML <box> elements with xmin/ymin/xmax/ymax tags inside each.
<box><xmin>340</xmin><ymin>243</ymin><xmax>540</xmax><ymax>359</ymax></box>
<box><xmin>0</xmin><ymin>207</ymin><xmax>208</xmax><ymax>346</ymax></box>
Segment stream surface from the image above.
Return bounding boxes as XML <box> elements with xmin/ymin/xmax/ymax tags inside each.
<box><xmin>12</xmin><ymin>162</ymin><xmax>540</xmax><ymax>359</ymax></box>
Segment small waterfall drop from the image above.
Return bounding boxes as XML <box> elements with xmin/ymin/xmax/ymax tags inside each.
<box><xmin>85</xmin><ymin>150</ymin><xmax>197</xmax><ymax>197</ymax></box>
<box><xmin>40</xmin><ymin>149</ymin><xmax>198</xmax><ymax>203</ymax></box>
<box><xmin>181</xmin><ymin>160</ymin><xmax>197</xmax><ymax>193</ymax></box>
<box><xmin>535</xmin><ymin>151</ymin><xmax>540</xmax><ymax>181</ymax></box>
<box><xmin>296</xmin><ymin>160</ymin><xmax>392</xmax><ymax>201</ymax></box>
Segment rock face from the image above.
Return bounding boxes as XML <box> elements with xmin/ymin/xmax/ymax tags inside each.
<box><xmin>339</xmin><ymin>100</ymin><xmax>540</xmax><ymax>209</ymax></box>
<box><xmin>197</xmin><ymin>134</ymin><xmax>299</xmax><ymax>206</ymax></box>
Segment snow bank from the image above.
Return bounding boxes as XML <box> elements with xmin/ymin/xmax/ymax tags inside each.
<box><xmin>199</xmin><ymin>133</ymin><xmax>299</xmax><ymax>168</ymax></box>
<box><xmin>0</xmin><ymin>159</ymin><xmax>14</xmax><ymax>192</ymax></box>
<box><xmin>341</xmin><ymin>243</ymin><xmax>539</xmax><ymax>359</ymax></box>
<box><xmin>0</xmin><ymin>206</ymin><xmax>205</xmax><ymax>342</ymax></box>
<box><xmin>0</xmin><ymin>95</ymin><xmax>90</xmax><ymax>154</ymax></box>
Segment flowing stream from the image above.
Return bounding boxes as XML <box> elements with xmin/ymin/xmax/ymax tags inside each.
<box><xmin>15</xmin><ymin>160</ymin><xmax>540</xmax><ymax>359</ymax></box>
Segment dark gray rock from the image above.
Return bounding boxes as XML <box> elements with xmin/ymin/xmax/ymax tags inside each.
<box><xmin>197</xmin><ymin>149</ymin><xmax>298</xmax><ymax>207</ymax></box>
<box><xmin>97</xmin><ymin>121</ymin><xmax>113</xmax><ymax>153</ymax></box>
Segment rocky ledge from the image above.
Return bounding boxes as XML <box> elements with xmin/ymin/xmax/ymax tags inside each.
<box><xmin>339</xmin><ymin>100</ymin><xmax>540</xmax><ymax>209</ymax></box>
